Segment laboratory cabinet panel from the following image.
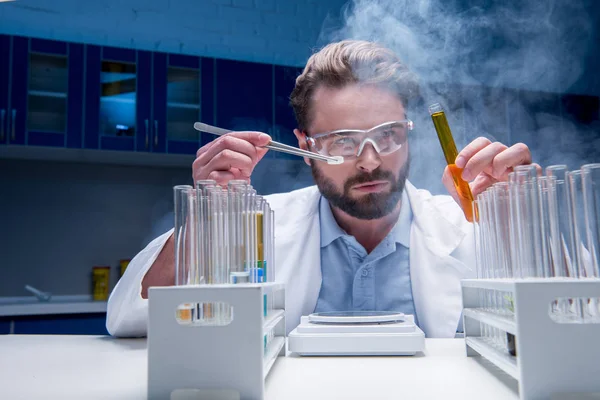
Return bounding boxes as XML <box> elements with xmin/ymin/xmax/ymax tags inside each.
<box><xmin>0</xmin><ymin>35</ymin><xmax>84</xmax><ymax>148</ymax></box>
<box><xmin>153</xmin><ymin>54</ymin><xmax>215</xmax><ymax>155</ymax></box>
<box><xmin>0</xmin><ymin>320</ymin><xmax>10</xmax><ymax>334</ymax></box>
<box><xmin>215</xmin><ymin>59</ymin><xmax>273</xmax><ymax>153</ymax></box>
<box><xmin>274</xmin><ymin>65</ymin><xmax>304</xmax><ymax>160</ymax></box>
<box><xmin>0</xmin><ymin>35</ymin><xmax>9</xmax><ymax>145</ymax></box>
<box><xmin>84</xmin><ymin>45</ymin><xmax>146</xmax><ymax>152</ymax></box>
<box><xmin>9</xmin><ymin>313</ymin><xmax>109</xmax><ymax>335</ymax></box>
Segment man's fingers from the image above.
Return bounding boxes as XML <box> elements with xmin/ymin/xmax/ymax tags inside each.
<box><xmin>455</xmin><ymin>137</ymin><xmax>492</xmax><ymax>169</ymax></box>
<box><xmin>196</xmin><ymin>135</ymin><xmax>262</xmax><ymax>168</ymax></box>
<box><xmin>470</xmin><ymin>173</ymin><xmax>497</xmax><ymax>198</ymax></box>
<box><xmin>490</xmin><ymin>143</ymin><xmax>533</xmax><ymax>179</ymax></box>
<box><xmin>462</xmin><ymin>142</ymin><xmax>508</xmax><ymax>181</ymax></box>
<box><xmin>196</xmin><ymin>131</ymin><xmax>271</xmax><ymax>159</ymax></box>
<box><xmin>203</xmin><ymin>149</ymin><xmax>256</xmax><ymax>178</ymax></box>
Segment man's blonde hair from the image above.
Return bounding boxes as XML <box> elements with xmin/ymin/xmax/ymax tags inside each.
<box><xmin>290</xmin><ymin>40</ymin><xmax>419</xmax><ymax>132</ymax></box>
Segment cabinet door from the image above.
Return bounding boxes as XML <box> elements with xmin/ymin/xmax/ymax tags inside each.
<box><xmin>8</xmin><ymin>36</ymin><xmax>27</xmax><ymax>145</ymax></box>
<box><xmin>0</xmin><ymin>35</ymin><xmax>9</xmax><ymax>145</ymax></box>
<box><xmin>0</xmin><ymin>320</ymin><xmax>10</xmax><ymax>334</ymax></box>
<box><xmin>85</xmin><ymin>45</ymin><xmax>142</xmax><ymax>152</ymax></box>
<box><xmin>215</xmin><ymin>59</ymin><xmax>273</xmax><ymax>146</ymax></box>
<box><xmin>159</xmin><ymin>54</ymin><xmax>211</xmax><ymax>155</ymax></box>
<box><xmin>151</xmin><ymin>52</ymin><xmax>167</xmax><ymax>153</ymax></box>
<box><xmin>274</xmin><ymin>65</ymin><xmax>303</xmax><ymax>159</ymax></box>
<box><xmin>136</xmin><ymin>50</ymin><xmax>153</xmax><ymax>152</ymax></box>
<box><xmin>7</xmin><ymin>37</ymin><xmax>83</xmax><ymax>148</ymax></box>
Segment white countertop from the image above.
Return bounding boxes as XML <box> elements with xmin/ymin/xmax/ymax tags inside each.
<box><xmin>0</xmin><ymin>336</ymin><xmax>520</xmax><ymax>399</ymax></box>
<box><xmin>0</xmin><ymin>295</ymin><xmax>107</xmax><ymax>317</ymax></box>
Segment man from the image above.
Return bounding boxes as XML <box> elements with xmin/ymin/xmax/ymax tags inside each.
<box><xmin>106</xmin><ymin>40</ymin><xmax>533</xmax><ymax>338</ymax></box>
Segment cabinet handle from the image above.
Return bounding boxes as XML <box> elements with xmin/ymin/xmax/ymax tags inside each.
<box><xmin>0</xmin><ymin>109</ymin><xmax>5</xmax><ymax>141</ymax></box>
<box><xmin>145</xmin><ymin>119</ymin><xmax>149</xmax><ymax>149</ymax></box>
<box><xmin>11</xmin><ymin>109</ymin><xmax>16</xmax><ymax>141</ymax></box>
<box><xmin>154</xmin><ymin>120</ymin><xmax>158</xmax><ymax>147</ymax></box>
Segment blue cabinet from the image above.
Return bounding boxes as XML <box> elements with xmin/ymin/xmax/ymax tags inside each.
<box><xmin>155</xmin><ymin>54</ymin><xmax>215</xmax><ymax>155</ymax></box>
<box><xmin>84</xmin><ymin>47</ymin><xmax>213</xmax><ymax>155</ymax></box>
<box><xmin>0</xmin><ymin>33</ymin><xmax>304</xmax><ymax>160</ymax></box>
<box><xmin>0</xmin><ymin>35</ymin><xmax>9</xmax><ymax>146</ymax></box>
<box><xmin>274</xmin><ymin>65</ymin><xmax>303</xmax><ymax>159</ymax></box>
<box><xmin>0</xmin><ymin>35</ymin><xmax>84</xmax><ymax>148</ymax></box>
<box><xmin>1</xmin><ymin>313</ymin><xmax>109</xmax><ymax>335</ymax></box>
<box><xmin>215</xmin><ymin>59</ymin><xmax>273</xmax><ymax>141</ymax></box>
<box><xmin>0</xmin><ymin>320</ymin><xmax>10</xmax><ymax>334</ymax></box>
<box><xmin>84</xmin><ymin>45</ymin><xmax>140</xmax><ymax>152</ymax></box>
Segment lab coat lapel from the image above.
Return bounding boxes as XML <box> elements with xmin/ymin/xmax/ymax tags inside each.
<box><xmin>271</xmin><ymin>187</ymin><xmax>322</xmax><ymax>334</ymax></box>
<box><xmin>405</xmin><ymin>181</ymin><xmax>471</xmax><ymax>338</ymax></box>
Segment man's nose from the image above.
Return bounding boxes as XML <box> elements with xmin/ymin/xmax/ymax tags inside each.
<box><xmin>355</xmin><ymin>142</ymin><xmax>382</xmax><ymax>173</ymax></box>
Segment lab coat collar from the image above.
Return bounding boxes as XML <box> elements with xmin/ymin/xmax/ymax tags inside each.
<box><xmin>403</xmin><ymin>180</ymin><xmax>466</xmax><ymax>257</ymax></box>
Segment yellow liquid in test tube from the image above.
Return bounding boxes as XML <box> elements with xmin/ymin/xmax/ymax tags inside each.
<box><xmin>256</xmin><ymin>212</ymin><xmax>264</xmax><ymax>262</ymax></box>
<box><xmin>429</xmin><ymin>103</ymin><xmax>474</xmax><ymax>222</ymax></box>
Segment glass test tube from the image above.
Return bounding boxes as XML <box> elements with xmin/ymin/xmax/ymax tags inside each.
<box><xmin>514</xmin><ymin>166</ymin><xmax>540</xmax><ymax>278</ymax></box>
<box><xmin>255</xmin><ymin>196</ymin><xmax>265</xmax><ymax>283</ymax></box>
<box><xmin>243</xmin><ymin>188</ymin><xmax>254</xmax><ymax>283</ymax></box>
<box><xmin>248</xmin><ymin>189</ymin><xmax>257</xmax><ymax>283</ymax></box>
<box><xmin>582</xmin><ymin>164</ymin><xmax>600</xmax><ymax>318</ymax></box>
<box><xmin>228</xmin><ymin>180</ymin><xmax>248</xmax><ymax>284</ymax></box>
<box><xmin>429</xmin><ymin>103</ymin><xmax>474</xmax><ymax>222</ymax></box>
<box><xmin>174</xmin><ymin>185</ymin><xmax>195</xmax><ymax>286</ymax></box>
<box><xmin>537</xmin><ymin>176</ymin><xmax>553</xmax><ymax>279</ymax></box>
<box><xmin>173</xmin><ymin>185</ymin><xmax>196</xmax><ymax>323</ymax></box>
<box><xmin>546</xmin><ymin>166</ymin><xmax>582</xmax><ymax>320</ymax></box>
<box><xmin>582</xmin><ymin>164</ymin><xmax>600</xmax><ymax>279</ymax></box>
<box><xmin>508</xmin><ymin>172</ymin><xmax>523</xmax><ymax>278</ymax></box>
<box><xmin>196</xmin><ymin>180</ymin><xmax>217</xmax><ymax>322</ymax></box>
<box><xmin>545</xmin><ymin>166</ymin><xmax>578</xmax><ymax>278</ymax></box>
<box><xmin>569</xmin><ymin>170</ymin><xmax>597</xmax><ymax>320</ymax></box>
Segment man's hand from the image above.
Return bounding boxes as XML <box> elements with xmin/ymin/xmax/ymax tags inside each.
<box><xmin>442</xmin><ymin>137</ymin><xmax>540</xmax><ymax>203</ymax></box>
<box><xmin>193</xmin><ymin>131</ymin><xmax>271</xmax><ymax>187</ymax></box>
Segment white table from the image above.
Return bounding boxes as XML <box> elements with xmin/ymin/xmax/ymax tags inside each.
<box><xmin>0</xmin><ymin>335</ymin><xmax>519</xmax><ymax>399</ymax></box>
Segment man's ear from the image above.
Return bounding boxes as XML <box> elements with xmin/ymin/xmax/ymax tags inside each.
<box><xmin>293</xmin><ymin>128</ymin><xmax>311</xmax><ymax>166</ymax></box>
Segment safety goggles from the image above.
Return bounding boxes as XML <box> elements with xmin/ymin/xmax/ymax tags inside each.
<box><xmin>305</xmin><ymin>120</ymin><xmax>413</xmax><ymax>160</ymax></box>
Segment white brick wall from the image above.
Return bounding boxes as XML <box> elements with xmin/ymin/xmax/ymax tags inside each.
<box><xmin>0</xmin><ymin>0</ymin><xmax>347</xmax><ymax>66</ymax></box>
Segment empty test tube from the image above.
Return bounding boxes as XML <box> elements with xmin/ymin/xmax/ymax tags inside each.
<box><xmin>429</xmin><ymin>103</ymin><xmax>474</xmax><ymax>222</ymax></box>
<box><xmin>582</xmin><ymin>164</ymin><xmax>600</xmax><ymax>280</ymax></box>
<box><xmin>173</xmin><ymin>185</ymin><xmax>197</xmax><ymax>323</ymax></box>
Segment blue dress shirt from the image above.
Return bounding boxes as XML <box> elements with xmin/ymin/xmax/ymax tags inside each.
<box><xmin>314</xmin><ymin>189</ymin><xmax>419</xmax><ymax>326</ymax></box>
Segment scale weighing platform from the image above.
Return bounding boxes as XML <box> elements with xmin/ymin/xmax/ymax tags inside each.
<box><xmin>288</xmin><ymin>311</ymin><xmax>425</xmax><ymax>356</ymax></box>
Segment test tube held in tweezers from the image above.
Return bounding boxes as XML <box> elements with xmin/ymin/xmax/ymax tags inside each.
<box><xmin>429</xmin><ymin>103</ymin><xmax>474</xmax><ymax>222</ymax></box>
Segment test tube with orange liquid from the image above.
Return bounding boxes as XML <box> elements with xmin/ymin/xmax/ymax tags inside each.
<box><xmin>429</xmin><ymin>103</ymin><xmax>475</xmax><ymax>222</ymax></box>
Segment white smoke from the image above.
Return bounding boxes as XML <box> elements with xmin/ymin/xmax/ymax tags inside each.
<box><xmin>318</xmin><ymin>0</ymin><xmax>599</xmax><ymax>193</ymax></box>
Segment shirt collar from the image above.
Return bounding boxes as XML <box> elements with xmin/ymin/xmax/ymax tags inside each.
<box><xmin>319</xmin><ymin>188</ymin><xmax>412</xmax><ymax>248</ymax></box>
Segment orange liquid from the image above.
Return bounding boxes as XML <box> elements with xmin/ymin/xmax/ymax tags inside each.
<box><xmin>430</xmin><ymin>107</ymin><xmax>475</xmax><ymax>223</ymax></box>
<box><xmin>448</xmin><ymin>164</ymin><xmax>474</xmax><ymax>222</ymax></box>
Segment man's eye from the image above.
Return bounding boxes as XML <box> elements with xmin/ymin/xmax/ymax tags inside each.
<box><xmin>381</xmin><ymin>130</ymin><xmax>394</xmax><ymax>137</ymax></box>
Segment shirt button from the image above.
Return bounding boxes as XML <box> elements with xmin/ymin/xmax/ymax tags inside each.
<box><xmin>362</xmin><ymin>269</ymin><xmax>369</xmax><ymax>277</ymax></box>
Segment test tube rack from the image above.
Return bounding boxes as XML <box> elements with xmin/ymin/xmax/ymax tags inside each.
<box><xmin>462</xmin><ymin>278</ymin><xmax>600</xmax><ymax>400</ymax></box>
<box><xmin>147</xmin><ymin>282</ymin><xmax>285</xmax><ymax>400</ymax></box>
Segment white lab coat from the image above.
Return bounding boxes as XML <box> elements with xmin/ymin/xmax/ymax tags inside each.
<box><xmin>106</xmin><ymin>180</ymin><xmax>476</xmax><ymax>338</ymax></box>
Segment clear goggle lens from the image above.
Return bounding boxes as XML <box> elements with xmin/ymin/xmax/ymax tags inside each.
<box><xmin>307</xmin><ymin>120</ymin><xmax>413</xmax><ymax>159</ymax></box>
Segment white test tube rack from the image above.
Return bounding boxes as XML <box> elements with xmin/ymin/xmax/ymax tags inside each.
<box><xmin>147</xmin><ymin>282</ymin><xmax>286</xmax><ymax>400</ymax></box>
<box><xmin>462</xmin><ymin>278</ymin><xmax>600</xmax><ymax>400</ymax></box>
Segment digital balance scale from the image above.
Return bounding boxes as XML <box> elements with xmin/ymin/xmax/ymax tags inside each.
<box><xmin>288</xmin><ymin>311</ymin><xmax>425</xmax><ymax>356</ymax></box>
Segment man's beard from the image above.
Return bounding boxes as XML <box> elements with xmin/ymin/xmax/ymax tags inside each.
<box><xmin>310</xmin><ymin>159</ymin><xmax>410</xmax><ymax>220</ymax></box>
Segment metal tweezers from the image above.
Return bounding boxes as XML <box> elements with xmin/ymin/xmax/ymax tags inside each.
<box><xmin>193</xmin><ymin>122</ymin><xmax>343</xmax><ymax>165</ymax></box>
